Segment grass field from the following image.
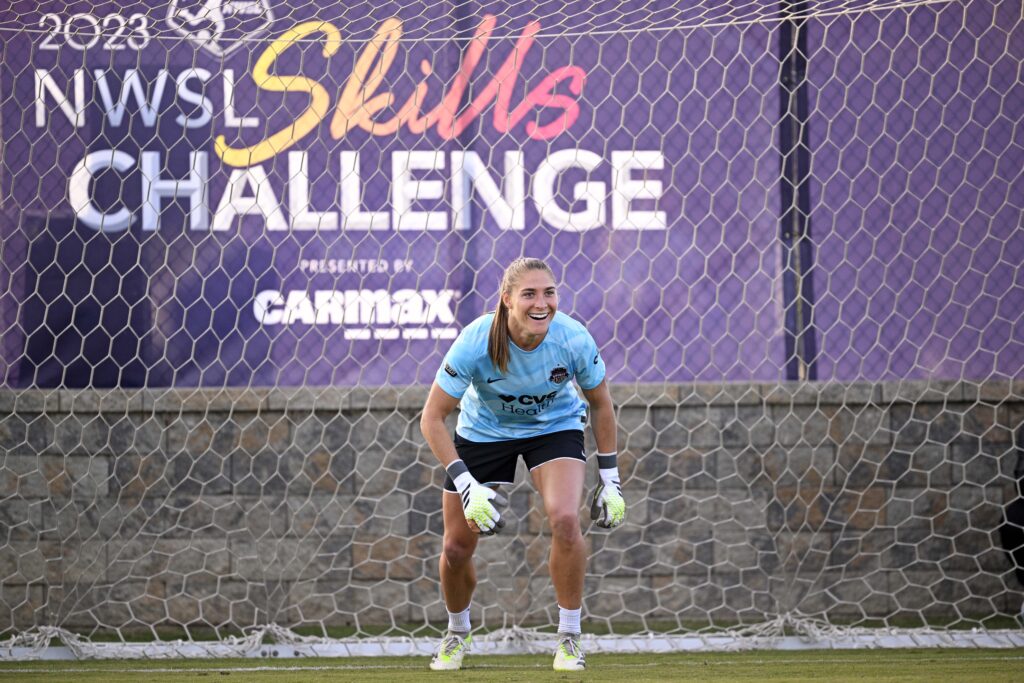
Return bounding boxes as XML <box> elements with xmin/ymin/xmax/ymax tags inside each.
<box><xmin>2</xmin><ymin>649</ymin><xmax>1023</xmax><ymax>682</ymax></box>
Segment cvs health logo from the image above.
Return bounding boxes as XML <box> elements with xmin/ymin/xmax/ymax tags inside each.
<box><xmin>496</xmin><ymin>391</ymin><xmax>558</xmax><ymax>416</ymax></box>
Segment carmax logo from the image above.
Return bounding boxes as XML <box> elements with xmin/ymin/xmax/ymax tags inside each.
<box><xmin>253</xmin><ymin>288</ymin><xmax>459</xmax><ymax>340</ymax></box>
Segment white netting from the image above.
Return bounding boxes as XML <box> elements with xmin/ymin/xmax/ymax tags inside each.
<box><xmin>0</xmin><ymin>0</ymin><xmax>1022</xmax><ymax>659</ymax></box>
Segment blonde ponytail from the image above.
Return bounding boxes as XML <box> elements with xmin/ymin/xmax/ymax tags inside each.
<box><xmin>488</xmin><ymin>303</ymin><xmax>511</xmax><ymax>374</ymax></box>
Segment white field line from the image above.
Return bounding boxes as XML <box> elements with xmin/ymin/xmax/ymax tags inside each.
<box><xmin>2</xmin><ymin>654</ymin><xmax>1024</xmax><ymax>675</ymax></box>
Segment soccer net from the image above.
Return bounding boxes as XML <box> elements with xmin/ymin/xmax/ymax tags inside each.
<box><xmin>1</xmin><ymin>0</ymin><xmax>1023</xmax><ymax>660</ymax></box>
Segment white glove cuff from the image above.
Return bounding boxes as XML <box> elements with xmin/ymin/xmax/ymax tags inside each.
<box><xmin>597</xmin><ymin>452</ymin><xmax>620</xmax><ymax>486</ymax></box>
<box><xmin>446</xmin><ymin>460</ymin><xmax>478</xmax><ymax>493</ymax></box>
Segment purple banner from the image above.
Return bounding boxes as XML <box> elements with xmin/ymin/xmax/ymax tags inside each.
<box><xmin>806</xmin><ymin>0</ymin><xmax>1024</xmax><ymax>381</ymax></box>
<box><xmin>0</xmin><ymin>1</ymin><xmax>1018</xmax><ymax>387</ymax></box>
<box><xmin>0</xmin><ymin>0</ymin><xmax>784</xmax><ymax>387</ymax></box>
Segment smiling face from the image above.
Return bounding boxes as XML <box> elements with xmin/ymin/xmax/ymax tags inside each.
<box><xmin>502</xmin><ymin>268</ymin><xmax>558</xmax><ymax>351</ymax></box>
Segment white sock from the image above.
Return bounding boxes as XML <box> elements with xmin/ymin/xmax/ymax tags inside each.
<box><xmin>448</xmin><ymin>606</ymin><xmax>471</xmax><ymax>634</ymax></box>
<box><xmin>557</xmin><ymin>605</ymin><xmax>581</xmax><ymax>635</ymax></box>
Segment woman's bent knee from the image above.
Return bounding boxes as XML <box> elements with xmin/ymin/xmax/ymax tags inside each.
<box><xmin>442</xmin><ymin>538</ymin><xmax>477</xmax><ymax>566</ymax></box>
<box><xmin>548</xmin><ymin>511</ymin><xmax>582</xmax><ymax>545</ymax></box>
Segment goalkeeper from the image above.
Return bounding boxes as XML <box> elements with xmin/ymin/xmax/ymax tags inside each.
<box><xmin>420</xmin><ymin>257</ymin><xmax>625</xmax><ymax>672</ymax></box>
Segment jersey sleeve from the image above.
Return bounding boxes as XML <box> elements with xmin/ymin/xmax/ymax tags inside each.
<box><xmin>572</xmin><ymin>327</ymin><xmax>606</xmax><ymax>390</ymax></box>
<box><xmin>434</xmin><ymin>332</ymin><xmax>474</xmax><ymax>399</ymax></box>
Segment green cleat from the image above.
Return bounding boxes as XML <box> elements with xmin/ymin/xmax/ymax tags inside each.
<box><xmin>552</xmin><ymin>632</ymin><xmax>586</xmax><ymax>671</ymax></box>
<box><xmin>429</xmin><ymin>631</ymin><xmax>471</xmax><ymax>671</ymax></box>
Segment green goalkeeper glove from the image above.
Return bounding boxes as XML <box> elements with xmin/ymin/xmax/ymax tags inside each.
<box><xmin>590</xmin><ymin>454</ymin><xmax>625</xmax><ymax>529</ymax></box>
<box><xmin>447</xmin><ymin>460</ymin><xmax>506</xmax><ymax>535</ymax></box>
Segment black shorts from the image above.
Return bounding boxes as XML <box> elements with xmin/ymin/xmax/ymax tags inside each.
<box><xmin>443</xmin><ymin>429</ymin><xmax>586</xmax><ymax>492</ymax></box>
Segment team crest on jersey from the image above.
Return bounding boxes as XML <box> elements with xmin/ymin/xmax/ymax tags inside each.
<box><xmin>167</xmin><ymin>0</ymin><xmax>275</xmax><ymax>57</ymax></box>
<box><xmin>549</xmin><ymin>366</ymin><xmax>569</xmax><ymax>384</ymax></box>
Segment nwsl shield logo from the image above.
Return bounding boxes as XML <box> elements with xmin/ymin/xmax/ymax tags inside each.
<box><xmin>167</xmin><ymin>0</ymin><xmax>275</xmax><ymax>56</ymax></box>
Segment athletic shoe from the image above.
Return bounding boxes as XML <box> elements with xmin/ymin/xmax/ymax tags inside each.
<box><xmin>429</xmin><ymin>631</ymin><xmax>471</xmax><ymax>671</ymax></box>
<box><xmin>552</xmin><ymin>632</ymin><xmax>585</xmax><ymax>671</ymax></box>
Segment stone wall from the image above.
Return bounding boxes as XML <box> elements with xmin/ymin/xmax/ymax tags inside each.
<box><xmin>0</xmin><ymin>381</ymin><xmax>1021</xmax><ymax>635</ymax></box>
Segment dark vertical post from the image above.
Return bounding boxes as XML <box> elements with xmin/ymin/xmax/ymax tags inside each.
<box><xmin>778</xmin><ymin>0</ymin><xmax>818</xmax><ymax>380</ymax></box>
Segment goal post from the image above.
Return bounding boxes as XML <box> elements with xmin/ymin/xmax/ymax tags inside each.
<box><xmin>0</xmin><ymin>0</ymin><xmax>1022</xmax><ymax>659</ymax></box>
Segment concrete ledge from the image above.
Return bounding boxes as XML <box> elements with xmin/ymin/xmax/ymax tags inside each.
<box><xmin>1</xmin><ymin>380</ymin><xmax>1016</xmax><ymax>415</ymax></box>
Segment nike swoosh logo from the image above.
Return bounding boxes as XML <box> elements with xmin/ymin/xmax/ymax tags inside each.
<box><xmin>486</xmin><ymin>377</ymin><xmax>505</xmax><ymax>384</ymax></box>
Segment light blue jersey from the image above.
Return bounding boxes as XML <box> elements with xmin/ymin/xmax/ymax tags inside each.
<box><xmin>435</xmin><ymin>312</ymin><xmax>606</xmax><ymax>442</ymax></box>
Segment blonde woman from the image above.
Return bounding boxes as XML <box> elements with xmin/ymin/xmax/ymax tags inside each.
<box><xmin>420</xmin><ymin>257</ymin><xmax>625</xmax><ymax>672</ymax></box>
